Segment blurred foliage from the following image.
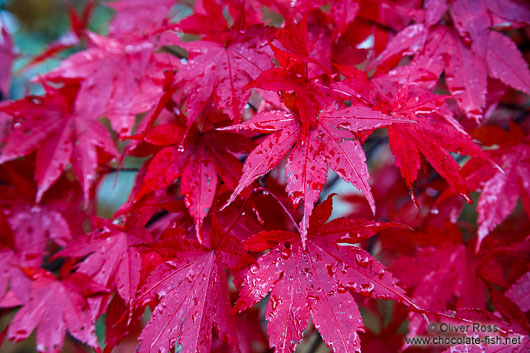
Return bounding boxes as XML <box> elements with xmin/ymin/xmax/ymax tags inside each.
<box><xmin>6</xmin><ymin>0</ymin><xmax>70</xmax><ymax>40</ymax></box>
<box><xmin>2</xmin><ymin>0</ymin><xmax>113</xmax><ymax>98</ymax></box>
<box><xmin>0</xmin><ymin>3</ymin><xmax>123</xmax><ymax>351</ymax></box>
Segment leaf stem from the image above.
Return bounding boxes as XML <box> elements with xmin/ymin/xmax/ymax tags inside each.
<box><xmin>224</xmin><ymin>193</ymin><xmax>253</xmax><ymax>235</ymax></box>
<box><xmin>254</xmin><ymin>187</ymin><xmax>301</xmax><ymax>233</ymax></box>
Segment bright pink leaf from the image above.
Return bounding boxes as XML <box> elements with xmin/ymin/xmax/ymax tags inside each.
<box><xmin>1</xmin><ymin>269</ymin><xmax>107</xmax><ymax>353</ymax></box>
<box><xmin>0</xmin><ymin>81</ymin><xmax>117</xmax><ymax>203</ymax></box>
<box><xmin>486</xmin><ymin>31</ymin><xmax>530</xmax><ymax>95</ymax></box>
<box><xmin>175</xmin><ymin>25</ymin><xmax>274</xmax><ymax>124</ymax></box>
<box><xmin>506</xmin><ymin>272</ymin><xmax>530</xmax><ymax>312</ymax></box>
<box><xmin>236</xmin><ymin>200</ymin><xmax>417</xmax><ymax>353</ymax></box>
<box><xmin>135</xmin><ymin>221</ymin><xmax>253</xmax><ymax>353</ymax></box>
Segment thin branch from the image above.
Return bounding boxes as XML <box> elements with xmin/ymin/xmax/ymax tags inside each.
<box><xmin>254</xmin><ymin>187</ymin><xmax>301</xmax><ymax>233</ymax></box>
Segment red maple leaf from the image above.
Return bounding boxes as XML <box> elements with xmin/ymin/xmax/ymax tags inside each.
<box><xmin>106</xmin><ymin>0</ymin><xmax>176</xmax><ymax>37</ymax></box>
<box><xmin>222</xmin><ymin>99</ymin><xmax>406</xmax><ymax>244</ymax></box>
<box><xmin>391</xmin><ymin>225</ymin><xmax>487</xmax><ymax>340</ymax></box>
<box><xmin>217</xmin><ymin>19</ymin><xmax>413</xmax><ymax>242</ymax></box>
<box><xmin>43</xmin><ymin>32</ymin><xmax>176</xmax><ymax>136</ymax></box>
<box><xmin>234</xmin><ymin>196</ymin><xmax>418</xmax><ymax>353</ymax></box>
<box><xmin>173</xmin><ymin>2</ymin><xmax>274</xmax><ymax>124</ymax></box>
<box><xmin>0</xmin><ymin>80</ymin><xmax>117</xmax><ymax>203</ymax></box>
<box><xmin>373</xmin><ymin>0</ymin><xmax>530</xmax><ymax>122</ymax></box>
<box><xmin>0</xmin><ymin>268</ymin><xmax>108</xmax><ymax>353</ymax></box>
<box><xmin>133</xmin><ymin>109</ymin><xmax>254</xmax><ymax>236</ymax></box>
<box><xmin>57</xmin><ymin>219</ymin><xmax>148</xmax><ymax>317</ymax></box>
<box><xmin>135</xmin><ymin>214</ymin><xmax>254</xmax><ymax>353</ymax></box>
<box><xmin>370</xmin><ymin>84</ymin><xmax>486</xmax><ymax>200</ymax></box>
<box><xmin>0</xmin><ymin>160</ymin><xmax>83</xmax><ymax>302</ymax></box>
<box><xmin>506</xmin><ymin>271</ymin><xmax>530</xmax><ymax>313</ymax></box>
<box><xmin>463</xmin><ymin>122</ymin><xmax>530</xmax><ymax>249</ymax></box>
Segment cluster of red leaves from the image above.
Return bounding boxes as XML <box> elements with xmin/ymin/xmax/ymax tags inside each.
<box><xmin>0</xmin><ymin>1</ymin><xmax>529</xmax><ymax>353</ymax></box>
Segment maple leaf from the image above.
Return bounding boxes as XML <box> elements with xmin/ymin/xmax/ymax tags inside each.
<box><xmin>217</xmin><ymin>21</ymin><xmax>415</xmax><ymax>242</ymax></box>
<box><xmin>392</xmin><ymin>238</ymin><xmax>486</xmax><ymax>340</ymax></box>
<box><xmin>375</xmin><ymin>0</ymin><xmax>530</xmax><ymax>122</ymax></box>
<box><xmin>106</xmin><ymin>0</ymin><xmax>176</xmax><ymax>38</ymax></box>
<box><xmin>133</xmin><ymin>110</ymin><xmax>254</xmax><ymax>236</ymax></box>
<box><xmin>371</xmin><ymin>85</ymin><xmax>485</xmax><ymax>200</ymax></box>
<box><xmin>135</xmin><ymin>215</ymin><xmax>254</xmax><ymax>353</ymax></box>
<box><xmin>235</xmin><ymin>196</ymin><xmax>418</xmax><ymax>353</ymax></box>
<box><xmin>0</xmin><ymin>28</ymin><xmax>15</xmax><ymax>98</ymax></box>
<box><xmin>2</xmin><ymin>1</ymin><xmax>530</xmax><ymax>352</ymax></box>
<box><xmin>462</xmin><ymin>122</ymin><xmax>530</xmax><ymax>250</ymax></box>
<box><xmin>57</xmin><ymin>219</ymin><xmax>148</xmax><ymax>316</ymax></box>
<box><xmin>506</xmin><ymin>271</ymin><xmax>530</xmax><ymax>313</ymax></box>
<box><xmin>103</xmin><ymin>294</ymin><xmax>146</xmax><ymax>353</ymax></box>
<box><xmin>0</xmin><ymin>80</ymin><xmax>117</xmax><ymax>203</ymax></box>
<box><xmin>221</xmin><ymin>103</ymin><xmax>406</xmax><ymax>244</ymax></box>
<box><xmin>0</xmin><ymin>268</ymin><xmax>108</xmax><ymax>353</ymax></box>
<box><xmin>43</xmin><ymin>32</ymin><xmax>176</xmax><ymax>136</ymax></box>
<box><xmin>0</xmin><ymin>161</ymin><xmax>83</xmax><ymax>301</ymax></box>
<box><xmin>173</xmin><ymin>22</ymin><xmax>274</xmax><ymax>124</ymax></box>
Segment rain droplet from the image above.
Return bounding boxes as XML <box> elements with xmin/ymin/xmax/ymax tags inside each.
<box><xmin>16</xmin><ymin>329</ymin><xmax>28</xmax><ymax>336</ymax></box>
<box><xmin>156</xmin><ymin>290</ymin><xmax>167</xmax><ymax>300</ymax></box>
<box><xmin>326</xmin><ymin>264</ymin><xmax>335</xmax><ymax>276</ymax></box>
<box><xmin>355</xmin><ymin>254</ymin><xmax>369</xmax><ymax>268</ymax></box>
<box><xmin>307</xmin><ymin>294</ymin><xmax>319</xmax><ymax>302</ymax></box>
<box><xmin>358</xmin><ymin>282</ymin><xmax>375</xmax><ymax>296</ymax></box>
<box><xmin>270</xmin><ymin>295</ymin><xmax>280</xmax><ymax>310</ymax></box>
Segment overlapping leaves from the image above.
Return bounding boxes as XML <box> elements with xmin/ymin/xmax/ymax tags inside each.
<box><xmin>0</xmin><ymin>1</ymin><xmax>529</xmax><ymax>353</ymax></box>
